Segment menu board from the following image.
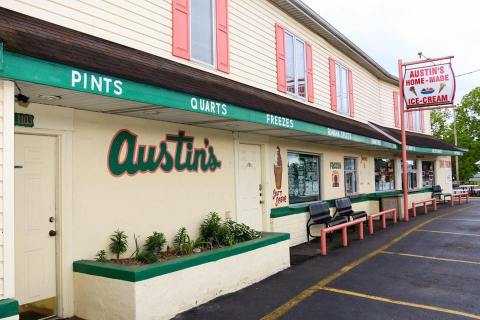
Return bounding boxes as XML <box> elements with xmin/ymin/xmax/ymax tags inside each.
<box><xmin>288</xmin><ymin>152</ymin><xmax>320</xmax><ymax>204</ymax></box>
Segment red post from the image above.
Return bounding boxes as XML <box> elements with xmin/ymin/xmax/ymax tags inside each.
<box><xmin>393</xmin><ymin>208</ymin><xmax>397</xmax><ymax>224</ymax></box>
<box><xmin>424</xmin><ymin>203</ymin><xmax>428</xmax><ymax>214</ymax></box>
<box><xmin>359</xmin><ymin>222</ymin><xmax>364</xmax><ymax>240</ymax></box>
<box><xmin>321</xmin><ymin>230</ymin><xmax>327</xmax><ymax>256</ymax></box>
<box><xmin>433</xmin><ymin>199</ymin><xmax>437</xmax><ymax>211</ymax></box>
<box><xmin>398</xmin><ymin>59</ymin><xmax>409</xmax><ymax>222</ymax></box>
<box><xmin>382</xmin><ymin>214</ymin><xmax>387</xmax><ymax>229</ymax></box>
<box><xmin>412</xmin><ymin>202</ymin><xmax>417</xmax><ymax>217</ymax></box>
<box><xmin>451</xmin><ymin>195</ymin><xmax>454</xmax><ymax>207</ymax></box>
<box><xmin>342</xmin><ymin>227</ymin><xmax>348</xmax><ymax>247</ymax></box>
<box><xmin>368</xmin><ymin>216</ymin><xmax>374</xmax><ymax>235</ymax></box>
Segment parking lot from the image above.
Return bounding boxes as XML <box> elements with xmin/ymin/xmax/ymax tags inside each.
<box><xmin>176</xmin><ymin>200</ymin><xmax>480</xmax><ymax>320</ymax></box>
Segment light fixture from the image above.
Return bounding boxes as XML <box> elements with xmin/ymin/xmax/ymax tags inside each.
<box><xmin>38</xmin><ymin>94</ymin><xmax>62</xmax><ymax>101</ymax></box>
<box><xmin>14</xmin><ymin>82</ymin><xmax>30</xmax><ymax>108</ymax></box>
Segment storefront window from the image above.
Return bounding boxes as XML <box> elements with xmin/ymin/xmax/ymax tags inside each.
<box><xmin>288</xmin><ymin>152</ymin><xmax>320</xmax><ymax>204</ymax></box>
<box><xmin>401</xmin><ymin>160</ymin><xmax>417</xmax><ymax>190</ymax></box>
<box><xmin>344</xmin><ymin>158</ymin><xmax>357</xmax><ymax>195</ymax></box>
<box><xmin>422</xmin><ymin>161</ymin><xmax>435</xmax><ymax>187</ymax></box>
<box><xmin>375</xmin><ymin>158</ymin><xmax>395</xmax><ymax>191</ymax></box>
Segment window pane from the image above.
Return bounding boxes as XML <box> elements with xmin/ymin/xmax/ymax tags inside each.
<box><xmin>422</xmin><ymin>161</ymin><xmax>435</xmax><ymax>187</ymax></box>
<box><xmin>344</xmin><ymin>158</ymin><xmax>357</xmax><ymax>195</ymax></box>
<box><xmin>336</xmin><ymin>65</ymin><xmax>342</xmax><ymax>109</ymax></box>
<box><xmin>191</xmin><ymin>0</ymin><xmax>214</xmax><ymax>65</ymax></box>
<box><xmin>295</xmin><ymin>39</ymin><xmax>306</xmax><ymax>98</ymax></box>
<box><xmin>285</xmin><ymin>33</ymin><xmax>295</xmax><ymax>94</ymax></box>
<box><xmin>414</xmin><ymin>111</ymin><xmax>421</xmax><ymax>131</ymax></box>
<box><xmin>375</xmin><ymin>158</ymin><xmax>395</xmax><ymax>191</ymax></box>
<box><xmin>288</xmin><ymin>152</ymin><xmax>320</xmax><ymax>204</ymax></box>
<box><xmin>401</xmin><ymin>160</ymin><xmax>417</xmax><ymax>190</ymax></box>
<box><xmin>341</xmin><ymin>67</ymin><xmax>349</xmax><ymax>114</ymax></box>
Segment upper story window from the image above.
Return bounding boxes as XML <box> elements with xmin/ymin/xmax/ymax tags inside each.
<box><xmin>275</xmin><ymin>24</ymin><xmax>314</xmax><ymax>102</ymax></box>
<box><xmin>172</xmin><ymin>0</ymin><xmax>229</xmax><ymax>73</ymax></box>
<box><xmin>394</xmin><ymin>91</ymin><xmax>424</xmax><ymax>132</ymax></box>
<box><xmin>413</xmin><ymin>110</ymin><xmax>421</xmax><ymax>131</ymax></box>
<box><xmin>329</xmin><ymin>58</ymin><xmax>354</xmax><ymax>117</ymax></box>
<box><xmin>285</xmin><ymin>32</ymin><xmax>306</xmax><ymax>98</ymax></box>
<box><xmin>191</xmin><ymin>0</ymin><xmax>215</xmax><ymax>66</ymax></box>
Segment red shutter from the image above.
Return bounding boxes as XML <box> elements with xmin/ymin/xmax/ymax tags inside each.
<box><xmin>306</xmin><ymin>42</ymin><xmax>314</xmax><ymax>103</ymax></box>
<box><xmin>347</xmin><ymin>69</ymin><xmax>354</xmax><ymax>117</ymax></box>
<box><xmin>408</xmin><ymin>111</ymin><xmax>413</xmax><ymax>130</ymax></box>
<box><xmin>275</xmin><ymin>24</ymin><xmax>286</xmax><ymax>92</ymax></box>
<box><xmin>420</xmin><ymin>110</ymin><xmax>425</xmax><ymax>132</ymax></box>
<box><xmin>216</xmin><ymin>0</ymin><xmax>229</xmax><ymax>73</ymax></box>
<box><xmin>393</xmin><ymin>91</ymin><xmax>399</xmax><ymax>128</ymax></box>
<box><xmin>172</xmin><ymin>0</ymin><xmax>190</xmax><ymax>59</ymax></box>
<box><xmin>328</xmin><ymin>57</ymin><xmax>337</xmax><ymax>111</ymax></box>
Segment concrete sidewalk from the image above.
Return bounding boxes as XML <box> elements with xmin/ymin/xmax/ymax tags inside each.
<box><xmin>175</xmin><ymin>201</ymin><xmax>480</xmax><ymax>320</ymax></box>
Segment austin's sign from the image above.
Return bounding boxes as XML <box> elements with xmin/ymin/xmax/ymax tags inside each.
<box><xmin>403</xmin><ymin>63</ymin><xmax>455</xmax><ymax>108</ymax></box>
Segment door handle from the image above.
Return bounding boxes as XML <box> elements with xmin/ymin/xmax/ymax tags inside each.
<box><xmin>49</xmin><ymin>230</ymin><xmax>57</xmax><ymax>237</ymax></box>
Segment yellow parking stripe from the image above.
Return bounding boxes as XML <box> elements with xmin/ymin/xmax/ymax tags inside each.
<box><xmin>416</xmin><ymin>229</ymin><xmax>480</xmax><ymax>237</ymax></box>
<box><xmin>381</xmin><ymin>251</ymin><xmax>480</xmax><ymax>265</ymax></box>
<box><xmin>260</xmin><ymin>205</ymin><xmax>471</xmax><ymax>320</ymax></box>
<box><xmin>439</xmin><ymin>218</ymin><xmax>480</xmax><ymax>222</ymax></box>
<box><xmin>321</xmin><ymin>287</ymin><xmax>480</xmax><ymax>319</ymax></box>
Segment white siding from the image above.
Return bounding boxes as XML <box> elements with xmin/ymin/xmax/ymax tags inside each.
<box><xmin>1</xmin><ymin>0</ymin><xmax>431</xmax><ymax>133</ymax></box>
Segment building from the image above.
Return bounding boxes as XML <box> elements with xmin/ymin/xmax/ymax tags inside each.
<box><xmin>0</xmin><ymin>0</ymin><xmax>463</xmax><ymax>319</ymax></box>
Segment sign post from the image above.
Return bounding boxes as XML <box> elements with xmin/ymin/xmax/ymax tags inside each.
<box><xmin>398</xmin><ymin>56</ymin><xmax>455</xmax><ymax>221</ymax></box>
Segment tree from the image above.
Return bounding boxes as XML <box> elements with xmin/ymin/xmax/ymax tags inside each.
<box><xmin>431</xmin><ymin>87</ymin><xmax>480</xmax><ymax>181</ymax></box>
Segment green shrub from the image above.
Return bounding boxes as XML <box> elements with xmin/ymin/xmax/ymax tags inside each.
<box><xmin>109</xmin><ymin>229</ymin><xmax>128</xmax><ymax>259</ymax></box>
<box><xmin>94</xmin><ymin>250</ymin><xmax>108</xmax><ymax>263</ymax></box>
<box><xmin>174</xmin><ymin>227</ymin><xmax>194</xmax><ymax>255</ymax></box>
<box><xmin>223</xmin><ymin>219</ymin><xmax>261</xmax><ymax>243</ymax></box>
<box><xmin>144</xmin><ymin>231</ymin><xmax>166</xmax><ymax>255</ymax></box>
<box><xmin>137</xmin><ymin>249</ymin><xmax>158</xmax><ymax>263</ymax></box>
<box><xmin>200</xmin><ymin>212</ymin><xmax>227</xmax><ymax>246</ymax></box>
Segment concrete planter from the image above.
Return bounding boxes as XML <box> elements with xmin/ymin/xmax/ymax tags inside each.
<box><xmin>73</xmin><ymin>233</ymin><xmax>290</xmax><ymax>320</ymax></box>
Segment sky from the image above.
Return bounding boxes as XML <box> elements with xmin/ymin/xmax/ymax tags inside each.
<box><xmin>302</xmin><ymin>0</ymin><xmax>480</xmax><ymax>103</ymax></box>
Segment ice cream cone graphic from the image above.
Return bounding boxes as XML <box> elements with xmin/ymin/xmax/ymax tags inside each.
<box><xmin>274</xmin><ymin>146</ymin><xmax>282</xmax><ymax>189</ymax></box>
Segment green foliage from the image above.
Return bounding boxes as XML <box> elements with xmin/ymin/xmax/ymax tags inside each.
<box><xmin>109</xmin><ymin>229</ymin><xmax>128</xmax><ymax>259</ymax></box>
<box><xmin>94</xmin><ymin>250</ymin><xmax>108</xmax><ymax>263</ymax></box>
<box><xmin>144</xmin><ymin>231</ymin><xmax>166</xmax><ymax>255</ymax></box>
<box><xmin>200</xmin><ymin>212</ymin><xmax>226</xmax><ymax>246</ymax></box>
<box><xmin>174</xmin><ymin>227</ymin><xmax>194</xmax><ymax>255</ymax></box>
<box><xmin>223</xmin><ymin>219</ymin><xmax>261</xmax><ymax>244</ymax></box>
<box><xmin>137</xmin><ymin>249</ymin><xmax>158</xmax><ymax>264</ymax></box>
<box><xmin>430</xmin><ymin>87</ymin><xmax>480</xmax><ymax>181</ymax></box>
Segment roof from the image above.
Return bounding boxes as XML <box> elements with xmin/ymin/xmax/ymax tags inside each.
<box><xmin>270</xmin><ymin>0</ymin><xmax>398</xmax><ymax>85</ymax></box>
<box><xmin>371</xmin><ymin>123</ymin><xmax>464</xmax><ymax>152</ymax></box>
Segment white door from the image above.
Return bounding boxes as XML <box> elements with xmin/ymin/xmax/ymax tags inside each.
<box><xmin>237</xmin><ymin>144</ymin><xmax>263</xmax><ymax>230</ymax></box>
<box><xmin>15</xmin><ymin>134</ymin><xmax>57</xmax><ymax>306</ymax></box>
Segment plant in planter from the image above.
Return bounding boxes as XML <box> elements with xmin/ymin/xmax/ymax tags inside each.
<box><xmin>95</xmin><ymin>250</ymin><xmax>108</xmax><ymax>263</ymax></box>
<box><xmin>144</xmin><ymin>231</ymin><xmax>166</xmax><ymax>255</ymax></box>
<box><xmin>173</xmin><ymin>227</ymin><xmax>195</xmax><ymax>255</ymax></box>
<box><xmin>224</xmin><ymin>219</ymin><xmax>261</xmax><ymax>243</ymax></box>
<box><xmin>109</xmin><ymin>229</ymin><xmax>128</xmax><ymax>260</ymax></box>
<box><xmin>200</xmin><ymin>212</ymin><xmax>229</xmax><ymax>247</ymax></box>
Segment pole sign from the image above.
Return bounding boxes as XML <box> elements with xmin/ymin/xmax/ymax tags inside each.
<box><xmin>403</xmin><ymin>62</ymin><xmax>455</xmax><ymax>108</ymax></box>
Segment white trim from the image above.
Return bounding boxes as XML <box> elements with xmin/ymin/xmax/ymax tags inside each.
<box><xmin>3</xmin><ymin>81</ymin><xmax>15</xmax><ymax>299</ymax></box>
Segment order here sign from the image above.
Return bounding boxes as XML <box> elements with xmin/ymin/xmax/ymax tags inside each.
<box><xmin>403</xmin><ymin>62</ymin><xmax>455</xmax><ymax>108</ymax></box>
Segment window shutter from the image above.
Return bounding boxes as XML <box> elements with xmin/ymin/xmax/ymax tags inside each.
<box><xmin>172</xmin><ymin>0</ymin><xmax>190</xmax><ymax>59</ymax></box>
<box><xmin>275</xmin><ymin>24</ymin><xmax>286</xmax><ymax>92</ymax></box>
<box><xmin>393</xmin><ymin>91</ymin><xmax>399</xmax><ymax>128</ymax></box>
<box><xmin>347</xmin><ymin>69</ymin><xmax>354</xmax><ymax>117</ymax></box>
<box><xmin>421</xmin><ymin>110</ymin><xmax>425</xmax><ymax>132</ymax></box>
<box><xmin>408</xmin><ymin>111</ymin><xmax>413</xmax><ymax>130</ymax></box>
<box><xmin>216</xmin><ymin>0</ymin><xmax>229</xmax><ymax>73</ymax></box>
<box><xmin>306</xmin><ymin>42</ymin><xmax>314</xmax><ymax>103</ymax></box>
<box><xmin>328</xmin><ymin>57</ymin><xmax>337</xmax><ymax>111</ymax></box>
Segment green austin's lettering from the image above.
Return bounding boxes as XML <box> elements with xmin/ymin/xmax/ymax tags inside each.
<box><xmin>108</xmin><ymin>130</ymin><xmax>221</xmax><ymax>176</ymax></box>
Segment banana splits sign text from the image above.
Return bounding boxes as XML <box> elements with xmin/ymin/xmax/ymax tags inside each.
<box><xmin>108</xmin><ymin>130</ymin><xmax>222</xmax><ymax>176</ymax></box>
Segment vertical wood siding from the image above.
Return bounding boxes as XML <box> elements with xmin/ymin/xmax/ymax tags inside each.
<box><xmin>1</xmin><ymin>0</ymin><xmax>430</xmax><ymax>131</ymax></box>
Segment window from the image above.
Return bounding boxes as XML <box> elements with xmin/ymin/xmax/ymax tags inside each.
<box><xmin>335</xmin><ymin>63</ymin><xmax>350</xmax><ymax>114</ymax></box>
<box><xmin>413</xmin><ymin>110</ymin><xmax>421</xmax><ymax>131</ymax></box>
<box><xmin>344</xmin><ymin>158</ymin><xmax>357</xmax><ymax>195</ymax></box>
<box><xmin>191</xmin><ymin>0</ymin><xmax>215</xmax><ymax>65</ymax></box>
<box><xmin>288</xmin><ymin>152</ymin><xmax>320</xmax><ymax>204</ymax></box>
<box><xmin>422</xmin><ymin>161</ymin><xmax>435</xmax><ymax>187</ymax></box>
<box><xmin>375</xmin><ymin>158</ymin><xmax>395</xmax><ymax>191</ymax></box>
<box><xmin>285</xmin><ymin>32</ymin><xmax>306</xmax><ymax>98</ymax></box>
<box><xmin>401</xmin><ymin>160</ymin><xmax>417</xmax><ymax>190</ymax></box>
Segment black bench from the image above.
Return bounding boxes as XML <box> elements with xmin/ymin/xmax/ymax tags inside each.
<box><xmin>432</xmin><ymin>185</ymin><xmax>452</xmax><ymax>204</ymax></box>
<box><xmin>334</xmin><ymin>197</ymin><xmax>368</xmax><ymax>221</ymax></box>
<box><xmin>307</xmin><ymin>201</ymin><xmax>348</xmax><ymax>242</ymax></box>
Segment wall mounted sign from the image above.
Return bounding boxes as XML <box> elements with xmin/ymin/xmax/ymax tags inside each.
<box><xmin>332</xmin><ymin>170</ymin><xmax>339</xmax><ymax>187</ymax></box>
<box><xmin>403</xmin><ymin>62</ymin><xmax>455</xmax><ymax>108</ymax></box>
<box><xmin>274</xmin><ymin>146</ymin><xmax>283</xmax><ymax>189</ymax></box>
<box><xmin>14</xmin><ymin>112</ymin><xmax>34</xmax><ymax>127</ymax></box>
<box><xmin>329</xmin><ymin>162</ymin><xmax>341</xmax><ymax>170</ymax></box>
<box><xmin>108</xmin><ymin>130</ymin><xmax>222</xmax><ymax>177</ymax></box>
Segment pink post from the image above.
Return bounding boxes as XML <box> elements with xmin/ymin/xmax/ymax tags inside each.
<box><xmin>393</xmin><ymin>208</ymin><xmax>397</xmax><ymax>224</ymax></box>
<box><xmin>424</xmin><ymin>203</ymin><xmax>428</xmax><ymax>214</ymax></box>
<box><xmin>433</xmin><ymin>199</ymin><xmax>437</xmax><ymax>211</ymax></box>
<box><xmin>342</xmin><ymin>227</ymin><xmax>348</xmax><ymax>247</ymax></box>
<box><xmin>451</xmin><ymin>196</ymin><xmax>454</xmax><ymax>207</ymax></box>
<box><xmin>369</xmin><ymin>216</ymin><xmax>374</xmax><ymax>235</ymax></box>
<box><xmin>382</xmin><ymin>214</ymin><xmax>386</xmax><ymax>229</ymax></box>
<box><xmin>412</xmin><ymin>203</ymin><xmax>417</xmax><ymax>217</ymax></box>
<box><xmin>359</xmin><ymin>222</ymin><xmax>364</xmax><ymax>240</ymax></box>
<box><xmin>321</xmin><ymin>230</ymin><xmax>327</xmax><ymax>256</ymax></box>
<box><xmin>466</xmin><ymin>193</ymin><xmax>469</xmax><ymax>203</ymax></box>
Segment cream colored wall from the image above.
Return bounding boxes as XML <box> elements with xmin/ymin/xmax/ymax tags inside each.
<box><xmin>0</xmin><ymin>82</ymin><xmax>4</xmax><ymax>297</ymax></box>
<box><xmin>72</xmin><ymin>110</ymin><xmax>236</xmax><ymax>260</ymax></box>
<box><xmin>1</xmin><ymin>0</ymin><xmax>431</xmax><ymax>132</ymax></box>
